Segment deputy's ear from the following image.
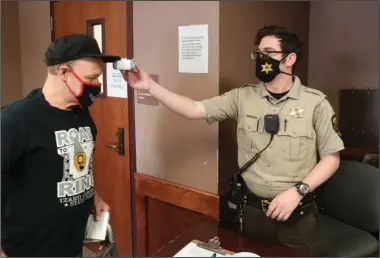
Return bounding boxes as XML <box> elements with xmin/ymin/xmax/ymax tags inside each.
<box><xmin>285</xmin><ymin>53</ymin><xmax>297</xmax><ymax>69</ymax></box>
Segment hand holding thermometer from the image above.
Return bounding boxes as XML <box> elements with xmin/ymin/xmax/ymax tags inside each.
<box><xmin>113</xmin><ymin>58</ymin><xmax>136</xmax><ymax>71</ymax></box>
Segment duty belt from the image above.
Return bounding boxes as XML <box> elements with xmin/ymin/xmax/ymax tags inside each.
<box><xmin>246</xmin><ymin>191</ymin><xmax>315</xmax><ymax>217</ymax></box>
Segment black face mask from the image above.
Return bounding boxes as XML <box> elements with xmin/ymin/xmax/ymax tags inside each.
<box><xmin>255</xmin><ymin>53</ymin><xmax>292</xmax><ymax>83</ymax></box>
<box><xmin>65</xmin><ymin>70</ymin><xmax>102</xmax><ymax>109</ymax></box>
<box><xmin>76</xmin><ymin>84</ymin><xmax>101</xmax><ymax>109</ymax></box>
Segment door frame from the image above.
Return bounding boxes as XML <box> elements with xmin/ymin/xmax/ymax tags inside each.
<box><xmin>49</xmin><ymin>1</ymin><xmax>137</xmax><ymax>255</ymax></box>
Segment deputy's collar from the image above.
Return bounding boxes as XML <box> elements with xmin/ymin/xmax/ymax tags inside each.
<box><xmin>259</xmin><ymin>76</ymin><xmax>302</xmax><ymax>100</ymax></box>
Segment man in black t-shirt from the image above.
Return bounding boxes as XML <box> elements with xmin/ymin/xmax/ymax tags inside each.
<box><xmin>1</xmin><ymin>34</ymin><xmax>121</xmax><ymax>256</ymax></box>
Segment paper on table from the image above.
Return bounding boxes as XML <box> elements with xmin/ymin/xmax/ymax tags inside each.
<box><xmin>174</xmin><ymin>241</ymin><xmax>232</xmax><ymax>257</ymax></box>
<box><xmin>84</xmin><ymin>212</ymin><xmax>110</xmax><ymax>242</ymax></box>
<box><xmin>231</xmin><ymin>252</ymin><xmax>260</xmax><ymax>257</ymax></box>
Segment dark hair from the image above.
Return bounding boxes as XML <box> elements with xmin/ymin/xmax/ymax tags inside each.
<box><xmin>255</xmin><ymin>25</ymin><xmax>302</xmax><ymax>71</ymax></box>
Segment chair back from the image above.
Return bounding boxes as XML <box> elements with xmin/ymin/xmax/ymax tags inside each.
<box><xmin>362</xmin><ymin>154</ymin><xmax>379</xmax><ymax>168</ymax></box>
<box><xmin>317</xmin><ymin>160</ymin><xmax>379</xmax><ymax>233</ymax></box>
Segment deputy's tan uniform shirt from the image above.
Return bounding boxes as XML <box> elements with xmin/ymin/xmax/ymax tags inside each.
<box><xmin>202</xmin><ymin>76</ymin><xmax>345</xmax><ymax>198</ymax></box>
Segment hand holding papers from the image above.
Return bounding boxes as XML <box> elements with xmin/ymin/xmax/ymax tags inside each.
<box><xmin>84</xmin><ymin>211</ymin><xmax>110</xmax><ymax>242</ymax></box>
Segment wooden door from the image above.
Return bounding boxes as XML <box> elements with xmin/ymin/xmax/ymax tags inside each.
<box><xmin>51</xmin><ymin>1</ymin><xmax>135</xmax><ymax>256</ymax></box>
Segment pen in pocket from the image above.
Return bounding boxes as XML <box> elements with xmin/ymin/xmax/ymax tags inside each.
<box><xmin>257</xmin><ymin>118</ymin><xmax>260</xmax><ymax>131</ymax></box>
<box><xmin>284</xmin><ymin>119</ymin><xmax>287</xmax><ymax>132</ymax></box>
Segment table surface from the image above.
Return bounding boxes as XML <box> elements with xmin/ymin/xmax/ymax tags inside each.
<box><xmin>153</xmin><ymin>219</ymin><xmax>309</xmax><ymax>257</ymax></box>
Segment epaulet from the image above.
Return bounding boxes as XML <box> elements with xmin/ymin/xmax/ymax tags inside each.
<box><xmin>303</xmin><ymin>86</ymin><xmax>326</xmax><ymax>97</ymax></box>
<box><xmin>241</xmin><ymin>83</ymin><xmax>257</xmax><ymax>88</ymax></box>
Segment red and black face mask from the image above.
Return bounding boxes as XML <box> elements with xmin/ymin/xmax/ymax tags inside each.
<box><xmin>65</xmin><ymin>69</ymin><xmax>101</xmax><ymax>109</ymax></box>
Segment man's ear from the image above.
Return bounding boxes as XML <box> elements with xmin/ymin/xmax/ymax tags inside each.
<box><xmin>57</xmin><ymin>65</ymin><xmax>70</xmax><ymax>81</ymax></box>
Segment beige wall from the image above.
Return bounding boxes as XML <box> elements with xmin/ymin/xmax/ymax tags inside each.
<box><xmin>18</xmin><ymin>1</ymin><xmax>51</xmax><ymax>96</ymax></box>
<box><xmin>1</xmin><ymin>1</ymin><xmax>50</xmax><ymax>106</ymax></box>
<box><xmin>134</xmin><ymin>1</ymin><xmax>220</xmax><ymax>193</ymax></box>
<box><xmin>218</xmin><ymin>1</ymin><xmax>310</xmax><ymax>192</ymax></box>
<box><xmin>308</xmin><ymin>1</ymin><xmax>379</xmax><ymax>116</ymax></box>
<box><xmin>1</xmin><ymin>1</ymin><xmax>22</xmax><ymax>106</ymax></box>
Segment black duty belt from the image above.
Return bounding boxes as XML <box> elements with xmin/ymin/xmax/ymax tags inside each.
<box><xmin>246</xmin><ymin>191</ymin><xmax>315</xmax><ymax>219</ymax></box>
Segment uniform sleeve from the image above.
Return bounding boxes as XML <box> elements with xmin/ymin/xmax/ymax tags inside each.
<box><xmin>201</xmin><ymin>88</ymin><xmax>239</xmax><ymax>124</ymax></box>
<box><xmin>313</xmin><ymin>98</ymin><xmax>345</xmax><ymax>156</ymax></box>
<box><xmin>1</xmin><ymin>106</ymin><xmax>26</xmax><ymax>175</ymax></box>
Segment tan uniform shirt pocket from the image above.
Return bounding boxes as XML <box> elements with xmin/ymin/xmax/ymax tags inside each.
<box><xmin>237</xmin><ymin>115</ymin><xmax>265</xmax><ymax>153</ymax></box>
<box><xmin>277</xmin><ymin>121</ymin><xmax>314</xmax><ymax>162</ymax></box>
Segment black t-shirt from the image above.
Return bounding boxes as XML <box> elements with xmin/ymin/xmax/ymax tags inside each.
<box><xmin>1</xmin><ymin>88</ymin><xmax>97</xmax><ymax>256</ymax></box>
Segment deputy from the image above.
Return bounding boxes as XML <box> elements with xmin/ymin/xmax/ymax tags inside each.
<box><xmin>123</xmin><ymin>25</ymin><xmax>345</xmax><ymax>255</ymax></box>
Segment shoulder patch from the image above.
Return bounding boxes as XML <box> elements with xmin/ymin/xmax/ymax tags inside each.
<box><xmin>303</xmin><ymin>87</ymin><xmax>325</xmax><ymax>97</ymax></box>
<box><xmin>331</xmin><ymin>114</ymin><xmax>342</xmax><ymax>138</ymax></box>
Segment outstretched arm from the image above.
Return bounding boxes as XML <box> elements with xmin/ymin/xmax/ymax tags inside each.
<box><xmin>123</xmin><ymin>65</ymin><xmax>239</xmax><ymax>122</ymax></box>
<box><xmin>148</xmin><ymin>79</ymin><xmax>206</xmax><ymax>120</ymax></box>
<box><xmin>122</xmin><ymin>66</ymin><xmax>206</xmax><ymax>120</ymax></box>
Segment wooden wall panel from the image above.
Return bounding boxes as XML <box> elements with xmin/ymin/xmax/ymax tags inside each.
<box><xmin>134</xmin><ymin>173</ymin><xmax>219</xmax><ymax>256</ymax></box>
<box><xmin>147</xmin><ymin>198</ymin><xmax>213</xmax><ymax>255</ymax></box>
<box><xmin>134</xmin><ymin>174</ymin><xmax>325</xmax><ymax>257</ymax></box>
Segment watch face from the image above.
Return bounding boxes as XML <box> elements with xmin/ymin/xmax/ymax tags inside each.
<box><xmin>299</xmin><ymin>184</ymin><xmax>310</xmax><ymax>194</ymax></box>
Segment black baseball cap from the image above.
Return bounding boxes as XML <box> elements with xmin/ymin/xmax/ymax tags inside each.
<box><xmin>45</xmin><ymin>33</ymin><xmax>121</xmax><ymax>66</ymax></box>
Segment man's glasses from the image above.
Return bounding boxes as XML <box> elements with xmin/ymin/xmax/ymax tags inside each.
<box><xmin>251</xmin><ymin>51</ymin><xmax>288</xmax><ymax>60</ymax></box>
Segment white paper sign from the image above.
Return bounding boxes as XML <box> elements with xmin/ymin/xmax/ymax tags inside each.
<box><xmin>178</xmin><ymin>24</ymin><xmax>209</xmax><ymax>74</ymax></box>
<box><xmin>106</xmin><ymin>63</ymin><xmax>128</xmax><ymax>98</ymax></box>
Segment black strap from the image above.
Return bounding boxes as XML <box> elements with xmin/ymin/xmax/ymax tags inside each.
<box><xmin>231</xmin><ymin>134</ymin><xmax>275</xmax><ymax>189</ymax></box>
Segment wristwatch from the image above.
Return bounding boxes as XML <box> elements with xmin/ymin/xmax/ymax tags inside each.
<box><xmin>295</xmin><ymin>182</ymin><xmax>311</xmax><ymax>197</ymax></box>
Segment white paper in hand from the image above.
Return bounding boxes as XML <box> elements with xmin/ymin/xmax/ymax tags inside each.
<box><xmin>85</xmin><ymin>212</ymin><xmax>110</xmax><ymax>242</ymax></box>
<box><xmin>231</xmin><ymin>252</ymin><xmax>260</xmax><ymax>257</ymax></box>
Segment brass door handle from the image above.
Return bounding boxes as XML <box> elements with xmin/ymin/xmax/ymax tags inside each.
<box><xmin>106</xmin><ymin>144</ymin><xmax>118</xmax><ymax>150</ymax></box>
<box><xmin>106</xmin><ymin>128</ymin><xmax>125</xmax><ymax>156</ymax></box>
